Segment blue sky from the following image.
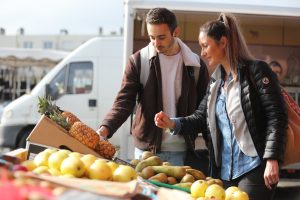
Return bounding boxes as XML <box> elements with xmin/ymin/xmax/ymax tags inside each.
<box><xmin>0</xmin><ymin>0</ymin><xmax>124</xmax><ymax>35</ymax></box>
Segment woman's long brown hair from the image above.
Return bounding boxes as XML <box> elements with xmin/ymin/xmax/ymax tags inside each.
<box><xmin>200</xmin><ymin>13</ymin><xmax>254</xmax><ymax>75</ymax></box>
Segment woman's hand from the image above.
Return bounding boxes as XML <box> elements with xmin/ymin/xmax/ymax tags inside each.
<box><xmin>264</xmin><ymin>159</ymin><xmax>279</xmax><ymax>190</ymax></box>
<box><xmin>154</xmin><ymin>111</ymin><xmax>175</xmax><ymax>129</ymax></box>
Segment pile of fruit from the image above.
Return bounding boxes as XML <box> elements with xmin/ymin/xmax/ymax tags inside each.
<box><xmin>130</xmin><ymin>151</ymin><xmax>249</xmax><ymax>200</ymax></box>
<box><xmin>0</xmin><ymin>157</ymin><xmax>67</xmax><ymax>199</ymax></box>
<box><xmin>37</xmin><ymin>96</ymin><xmax>116</xmax><ymax>159</ymax></box>
<box><xmin>190</xmin><ymin>181</ymin><xmax>249</xmax><ymax>200</ymax></box>
<box><xmin>20</xmin><ymin>148</ymin><xmax>137</xmax><ymax>182</ymax></box>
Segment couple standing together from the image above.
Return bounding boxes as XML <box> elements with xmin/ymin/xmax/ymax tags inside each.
<box><xmin>98</xmin><ymin>8</ymin><xmax>287</xmax><ymax>200</ymax></box>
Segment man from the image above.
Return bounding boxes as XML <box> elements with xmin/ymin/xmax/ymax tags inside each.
<box><xmin>269</xmin><ymin>60</ymin><xmax>283</xmax><ymax>81</ymax></box>
<box><xmin>97</xmin><ymin>8</ymin><xmax>209</xmax><ymax>166</ymax></box>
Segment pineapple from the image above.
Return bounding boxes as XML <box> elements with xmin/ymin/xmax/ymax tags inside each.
<box><xmin>61</xmin><ymin>111</ymin><xmax>80</xmax><ymax>126</ymax></box>
<box><xmin>38</xmin><ymin>96</ymin><xmax>70</xmax><ymax>130</ymax></box>
<box><xmin>38</xmin><ymin>96</ymin><xmax>99</xmax><ymax>149</ymax></box>
<box><xmin>48</xmin><ymin>111</ymin><xmax>70</xmax><ymax>131</ymax></box>
<box><xmin>94</xmin><ymin>139</ymin><xmax>116</xmax><ymax>160</ymax></box>
<box><xmin>38</xmin><ymin>96</ymin><xmax>59</xmax><ymax>117</ymax></box>
<box><xmin>69</xmin><ymin>121</ymin><xmax>100</xmax><ymax>149</ymax></box>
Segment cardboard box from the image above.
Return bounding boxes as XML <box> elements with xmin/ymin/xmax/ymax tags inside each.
<box><xmin>4</xmin><ymin>148</ymin><xmax>28</xmax><ymax>162</ymax></box>
<box><xmin>26</xmin><ymin>115</ymin><xmax>103</xmax><ymax>159</ymax></box>
<box><xmin>26</xmin><ymin>142</ymin><xmax>57</xmax><ymax>160</ymax></box>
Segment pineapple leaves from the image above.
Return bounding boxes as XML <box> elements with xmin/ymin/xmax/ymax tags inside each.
<box><xmin>37</xmin><ymin>96</ymin><xmax>70</xmax><ymax>131</ymax></box>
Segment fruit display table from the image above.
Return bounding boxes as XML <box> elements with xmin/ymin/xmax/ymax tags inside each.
<box><xmin>0</xmin><ymin>153</ymin><xmax>193</xmax><ymax>200</ymax></box>
<box><xmin>0</xmin><ymin>168</ymin><xmax>192</xmax><ymax>200</ymax></box>
<box><xmin>2</xmin><ymin>146</ymin><xmax>251</xmax><ymax>200</ymax></box>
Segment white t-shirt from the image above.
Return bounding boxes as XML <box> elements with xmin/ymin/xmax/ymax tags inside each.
<box><xmin>159</xmin><ymin>52</ymin><xmax>186</xmax><ymax>151</ymax></box>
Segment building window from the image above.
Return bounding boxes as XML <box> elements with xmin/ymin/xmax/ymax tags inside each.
<box><xmin>43</xmin><ymin>41</ymin><xmax>53</xmax><ymax>49</ymax></box>
<box><xmin>60</xmin><ymin>40</ymin><xmax>73</xmax><ymax>51</ymax></box>
<box><xmin>23</xmin><ymin>41</ymin><xmax>33</xmax><ymax>48</ymax></box>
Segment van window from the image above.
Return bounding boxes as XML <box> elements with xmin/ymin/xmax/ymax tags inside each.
<box><xmin>66</xmin><ymin>62</ymin><xmax>93</xmax><ymax>94</ymax></box>
<box><xmin>47</xmin><ymin>62</ymin><xmax>93</xmax><ymax>99</ymax></box>
<box><xmin>47</xmin><ymin>66</ymin><xmax>67</xmax><ymax>99</ymax></box>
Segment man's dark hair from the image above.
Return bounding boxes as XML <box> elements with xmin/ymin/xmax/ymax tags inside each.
<box><xmin>146</xmin><ymin>8</ymin><xmax>177</xmax><ymax>33</ymax></box>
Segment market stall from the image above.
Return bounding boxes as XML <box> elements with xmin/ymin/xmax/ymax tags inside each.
<box><xmin>0</xmin><ymin>48</ymin><xmax>69</xmax><ymax>101</ymax></box>
<box><xmin>0</xmin><ymin>97</ymin><xmax>250</xmax><ymax>200</ymax></box>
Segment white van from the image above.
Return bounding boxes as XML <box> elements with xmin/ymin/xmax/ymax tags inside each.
<box><xmin>0</xmin><ymin>37</ymin><xmax>124</xmax><ymax>152</ymax></box>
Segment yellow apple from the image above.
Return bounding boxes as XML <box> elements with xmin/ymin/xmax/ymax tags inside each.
<box><xmin>191</xmin><ymin>180</ymin><xmax>209</xmax><ymax>198</ymax></box>
<box><xmin>57</xmin><ymin>149</ymin><xmax>71</xmax><ymax>156</ymax></box>
<box><xmin>106</xmin><ymin>161</ymin><xmax>119</xmax><ymax>173</ymax></box>
<box><xmin>43</xmin><ymin>148</ymin><xmax>57</xmax><ymax>154</ymax></box>
<box><xmin>48</xmin><ymin>168</ymin><xmax>61</xmax><ymax>176</ymax></box>
<box><xmin>32</xmin><ymin>166</ymin><xmax>49</xmax><ymax>175</ymax></box>
<box><xmin>205</xmin><ymin>184</ymin><xmax>225</xmax><ymax>200</ymax></box>
<box><xmin>33</xmin><ymin>151</ymin><xmax>51</xmax><ymax>167</ymax></box>
<box><xmin>60</xmin><ymin>156</ymin><xmax>85</xmax><ymax>178</ymax></box>
<box><xmin>225</xmin><ymin>186</ymin><xmax>240</xmax><ymax>200</ymax></box>
<box><xmin>80</xmin><ymin>154</ymin><xmax>97</xmax><ymax>169</ymax></box>
<box><xmin>48</xmin><ymin>151</ymin><xmax>69</xmax><ymax>170</ymax></box>
<box><xmin>87</xmin><ymin>161</ymin><xmax>112</xmax><ymax>181</ymax></box>
<box><xmin>68</xmin><ymin>152</ymin><xmax>82</xmax><ymax>158</ymax></box>
<box><xmin>21</xmin><ymin>160</ymin><xmax>37</xmax><ymax>171</ymax></box>
<box><xmin>230</xmin><ymin>190</ymin><xmax>249</xmax><ymax>200</ymax></box>
<box><xmin>112</xmin><ymin>165</ymin><xmax>137</xmax><ymax>182</ymax></box>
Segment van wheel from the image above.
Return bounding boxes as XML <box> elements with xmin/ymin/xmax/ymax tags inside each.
<box><xmin>17</xmin><ymin>128</ymin><xmax>32</xmax><ymax>148</ymax></box>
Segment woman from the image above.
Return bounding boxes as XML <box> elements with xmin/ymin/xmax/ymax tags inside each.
<box><xmin>154</xmin><ymin>13</ymin><xmax>287</xmax><ymax>200</ymax></box>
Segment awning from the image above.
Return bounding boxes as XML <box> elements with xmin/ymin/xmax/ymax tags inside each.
<box><xmin>0</xmin><ymin>48</ymin><xmax>69</xmax><ymax>67</ymax></box>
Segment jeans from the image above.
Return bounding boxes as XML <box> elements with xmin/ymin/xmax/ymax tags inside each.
<box><xmin>134</xmin><ymin>148</ymin><xmax>186</xmax><ymax>166</ymax></box>
<box><xmin>222</xmin><ymin>164</ymin><xmax>276</xmax><ymax>200</ymax></box>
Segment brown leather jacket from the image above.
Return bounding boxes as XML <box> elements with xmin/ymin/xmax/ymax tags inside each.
<box><xmin>101</xmin><ymin>49</ymin><xmax>209</xmax><ymax>153</ymax></box>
